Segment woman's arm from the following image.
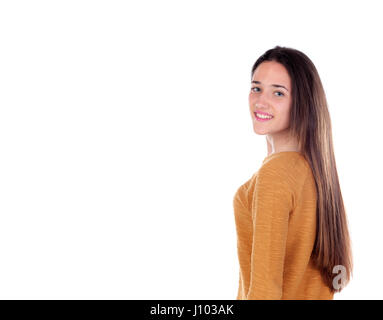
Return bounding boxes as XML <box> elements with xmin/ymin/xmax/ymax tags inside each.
<box><xmin>246</xmin><ymin>163</ymin><xmax>293</xmax><ymax>300</ymax></box>
<box><xmin>236</xmin><ymin>271</ymin><xmax>243</xmax><ymax>300</ymax></box>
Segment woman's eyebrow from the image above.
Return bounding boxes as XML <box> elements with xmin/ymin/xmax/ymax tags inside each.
<box><xmin>251</xmin><ymin>80</ymin><xmax>289</xmax><ymax>91</ymax></box>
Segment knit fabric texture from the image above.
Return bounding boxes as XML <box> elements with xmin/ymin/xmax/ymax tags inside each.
<box><xmin>233</xmin><ymin>151</ymin><xmax>334</xmax><ymax>300</ymax></box>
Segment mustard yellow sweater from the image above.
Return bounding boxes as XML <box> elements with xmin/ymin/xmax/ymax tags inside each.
<box><xmin>233</xmin><ymin>151</ymin><xmax>334</xmax><ymax>300</ymax></box>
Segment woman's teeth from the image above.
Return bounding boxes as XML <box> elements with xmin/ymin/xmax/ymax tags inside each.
<box><xmin>255</xmin><ymin>112</ymin><xmax>273</xmax><ymax>120</ymax></box>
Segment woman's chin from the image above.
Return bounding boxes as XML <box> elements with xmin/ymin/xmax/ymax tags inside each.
<box><xmin>253</xmin><ymin>126</ymin><xmax>269</xmax><ymax>135</ymax></box>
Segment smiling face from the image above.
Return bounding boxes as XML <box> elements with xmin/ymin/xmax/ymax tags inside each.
<box><xmin>249</xmin><ymin>60</ymin><xmax>292</xmax><ymax>136</ymax></box>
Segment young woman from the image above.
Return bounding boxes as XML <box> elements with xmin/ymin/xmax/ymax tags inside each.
<box><xmin>233</xmin><ymin>46</ymin><xmax>353</xmax><ymax>300</ymax></box>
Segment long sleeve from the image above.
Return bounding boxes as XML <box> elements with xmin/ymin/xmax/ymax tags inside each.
<box><xmin>246</xmin><ymin>163</ymin><xmax>293</xmax><ymax>299</ymax></box>
<box><xmin>236</xmin><ymin>271</ymin><xmax>243</xmax><ymax>299</ymax></box>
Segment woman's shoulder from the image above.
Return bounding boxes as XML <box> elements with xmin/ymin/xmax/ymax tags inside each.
<box><xmin>259</xmin><ymin>151</ymin><xmax>312</xmax><ymax>188</ymax></box>
<box><xmin>262</xmin><ymin>151</ymin><xmax>310</xmax><ymax>170</ymax></box>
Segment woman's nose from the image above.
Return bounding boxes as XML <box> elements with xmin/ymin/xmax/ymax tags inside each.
<box><xmin>252</xmin><ymin>91</ymin><xmax>267</xmax><ymax>103</ymax></box>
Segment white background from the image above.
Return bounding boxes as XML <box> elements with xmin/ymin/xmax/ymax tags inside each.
<box><xmin>0</xmin><ymin>0</ymin><xmax>381</xmax><ymax>299</ymax></box>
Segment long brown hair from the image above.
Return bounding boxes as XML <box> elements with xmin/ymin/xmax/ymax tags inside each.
<box><xmin>251</xmin><ymin>46</ymin><xmax>353</xmax><ymax>293</ymax></box>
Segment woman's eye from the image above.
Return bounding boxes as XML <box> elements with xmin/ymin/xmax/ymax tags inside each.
<box><xmin>251</xmin><ymin>87</ymin><xmax>284</xmax><ymax>97</ymax></box>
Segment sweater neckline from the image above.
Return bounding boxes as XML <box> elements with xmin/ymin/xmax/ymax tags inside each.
<box><xmin>262</xmin><ymin>151</ymin><xmax>302</xmax><ymax>163</ymax></box>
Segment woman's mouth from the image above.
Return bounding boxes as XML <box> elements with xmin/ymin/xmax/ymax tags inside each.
<box><xmin>254</xmin><ymin>112</ymin><xmax>274</xmax><ymax>122</ymax></box>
